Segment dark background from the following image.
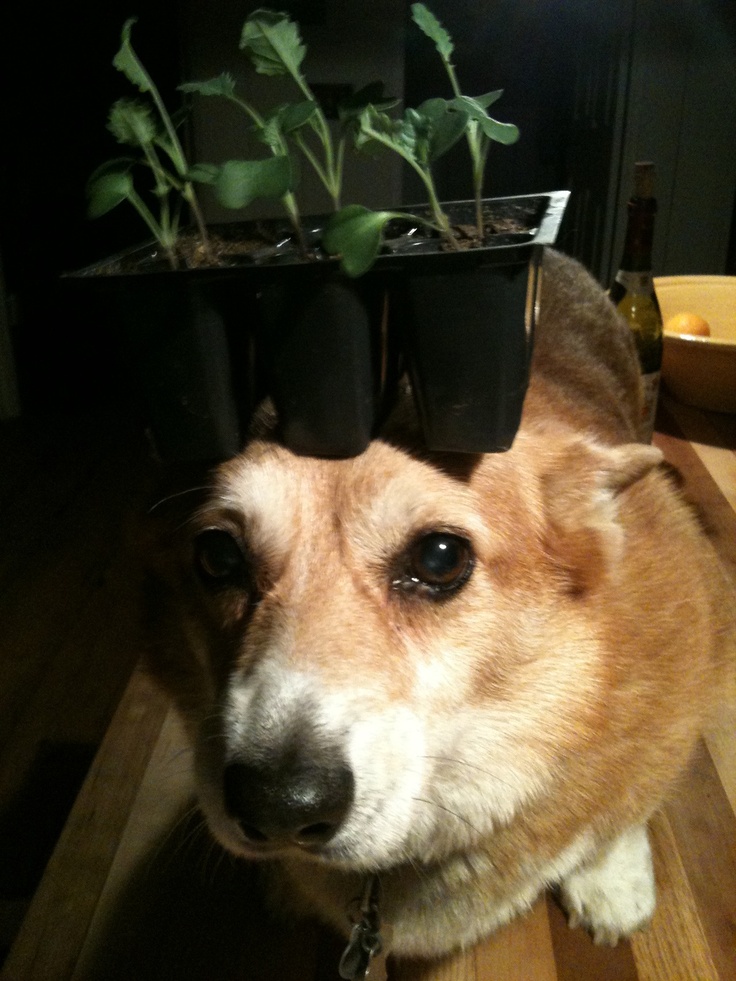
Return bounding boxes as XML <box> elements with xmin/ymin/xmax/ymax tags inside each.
<box><xmin>1</xmin><ymin>0</ymin><xmax>734</xmax><ymax>416</ymax></box>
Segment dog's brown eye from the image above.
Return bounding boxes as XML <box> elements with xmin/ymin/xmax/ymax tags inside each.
<box><xmin>398</xmin><ymin>532</ymin><xmax>474</xmax><ymax>595</ymax></box>
<box><xmin>194</xmin><ymin>529</ymin><xmax>248</xmax><ymax>585</ymax></box>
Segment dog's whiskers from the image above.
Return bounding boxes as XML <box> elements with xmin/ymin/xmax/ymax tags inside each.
<box><xmin>148</xmin><ymin>486</ymin><xmax>212</xmax><ymax>515</ymax></box>
<box><xmin>411</xmin><ymin>796</ymin><xmax>483</xmax><ymax>837</ymax></box>
<box><xmin>149</xmin><ymin>801</ymin><xmax>206</xmax><ymax>871</ymax></box>
<box><xmin>422</xmin><ymin>754</ymin><xmax>522</xmax><ymax>793</ymax></box>
<box><xmin>199</xmin><ymin>833</ymin><xmax>238</xmax><ymax>886</ymax></box>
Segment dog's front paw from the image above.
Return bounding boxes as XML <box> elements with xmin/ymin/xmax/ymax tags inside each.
<box><xmin>558</xmin><ymin>825</ymin><xmax>655</xmax><ymax>946</ymax></box>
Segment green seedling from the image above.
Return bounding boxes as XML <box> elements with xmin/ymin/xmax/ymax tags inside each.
<box><xmin>239</xmin><ymin>9</ymin><xmax>395</xmax><ymax>212</ymax></box>
<box><xmin>85</xmin><ymin>7</ymin><xmax>521</xmax><ymax>278</ymax></box>
<box><xmin>354</xmin><ymin>99</ymin><xmax>470</xmax><ymax>249</ymax></box>
<box><xmin>182</xmin><ymin>12</ymin><xmax>395</xmax><ymax>254</ymax></box>
<box><xmin>410</xmin><ymin>3</ymin><xmax>520</xmax><ymax>238</ymax></box>
<box><xmin>324</xmin><ymin>96</ymin><xmax>472</xmax><ymax>275</ymax></box>
<box><xmin>86</xmin><ymin>18</ymin><xmax>210</xmax><ymax>270</ymax></box>
<box><xmin>239</xmin><ymin>9</ymin><xmax>342</xmax><ymax>210</ymax></box>
<box><xmin>323</xmin><ymin>98</ymin><xmax>474</xmax><ymax>276</ymax></box>
<box><xmin>322</xmin><ymin>5</ymin><xmax>520</xmax><ymax>273</ymax></box>
<box><xmin>179</xmin><ymin>72</ymin><xmax>304</xmax><ymax>251</ymax></box>
<box><xmin>322</xmin><ymin>205</ymin><xmax>426</xmax><ymax>278</ymax></box>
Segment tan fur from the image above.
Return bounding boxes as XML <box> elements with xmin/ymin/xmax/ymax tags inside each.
<box><xmin>144</xmin><ymin>249</ymin><xmax>735</xmax><ymax>958</ymax></box>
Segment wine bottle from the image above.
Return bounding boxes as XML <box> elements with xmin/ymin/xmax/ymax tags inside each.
<box><xmin>609</xmin><ymin>161</ymin><xmax>664</xmax><ymax>443</ymax></box>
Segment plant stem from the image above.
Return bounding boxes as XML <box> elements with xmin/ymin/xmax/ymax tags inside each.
<box><xmin>294</xmin><ymin>131</ymin><xmax>339</xmax><ymax>208</ymax></box>
<box><xmin>420</xmin><ymin>171</ymin><xmax>459</xmax><ymax>249</ymax></box>
<box><xmin>231</xmin><ymin>94</ymin><xmax>265</xmax><ymax>129</ymax></box>
<box><xmin>183</xmin><ymin>183</ymin><xmax>210</xmax><ymax>244</ymax></box>
<box><xmin>283</xmin><ymin>190</ymin><xmax>308</xmax><ymax>254</ymax></box>
<box><xmin>443</xmin><ymin>58</ymin><xmax>463</xmax><ymax>100</ymax></box>
<box><xmin>160</xmin><ymin>189</ymin><xmax>173</xmax><ymax>245</ymax></box>
<box><xmin>439</xmin><ymin>50</ymin><xmax>486</xmax><ymax>238</ymax></box>
<box><xmin>294</xmin><ymin>104</ymin><xmax>342</xmax><ymax>211</ymax></box>
<box><xmin>128</xmin><ymin>187</ymin><xmax>178</xmax><ymax>269</ymax></box>
<box><xmin>230</xmin><ymin>93</ymin><xmax>307</xmax><ymax>243</ymax></box>
<box><xmin>138</xmin><ymin>142</ymin><xmax>178</xmax><ymax>253</ymax></box>
<box><xmin>472</xmin><ymin>136</ymin><xmax>490</xmax><ymax>239</ymax></box>
<box><xmin>311</xmin><ymin>112</ymin><xmax>341</xmax><ymax>207</ymax></box>
<box><xmin>279</xmin><ymin>47</ymin><xmax>342</xmax><ymax>208</ymax></box>
<box><xmin>361</xmin><ymin>122</ymin><xmax>459</xmax><ymax>249</ymax></box>
<box><xmin>336</xmin><ymin>136</ymin><xmax>346</xmax><ymax>204</ymax></box>
<box><xmin>132</xmin><ymin>49</ymin><xmax>211</xmax><ymax>253</ymax></box>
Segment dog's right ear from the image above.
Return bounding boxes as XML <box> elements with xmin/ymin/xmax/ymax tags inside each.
<box><xmin>542</xmin><ymin>440</ymin><xmax>663</xmax><ymax>595</ymax></box>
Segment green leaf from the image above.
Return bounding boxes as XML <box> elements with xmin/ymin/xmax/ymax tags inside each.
<box><xmin>112</xmin><ymin>18</ymin><xmax>153</xmax><ymax>92</ymax></box>
<box><xmin>278</xmin><ymin>100</ymin><xmax>318</xmax><ymax>133</ymax></box>
<box><xmin>154</xmin><ymin>131</ymin><xmax>179</xmax><ymax>165</ymax></box>
<box><xmin>323</xmin><ymin>205</ymin><xmax>398</xmax><ymax>277</ymax></box>
<box><xmin>107</xmin><ymin>99</ymin><xmax>157</xmax><ymax>147</ymax></box>
<box><xmin>213</xmin><ymin>156</ymin><xmax>293</xmax><ymax>209</ymax></box>
<box><xmin>429</xmin><ymin>110</ymin><xmax>468</xmax><ymax>159</ymax></box>
<box><xmin>257</xmin><ymin>103</ymin><xmax>316</xmax><ymax>153</ymax></box>
<box><xmin>417</xmin><ymin>97</ymin><xmax>450</xmax><ymax>122</ymax></box>
<box><xmin>186</xmin><ymin>163</ymin><xmax>219</xmax><ymax>185</ymax></box>
<box><xmin>411</xmin><ymin>3</ymin><xmax>454</xmax><ymax>60</ymax></box>
<box><xmin>449</xmin><ymin>95</ymin><xmax>519</xmax><ymax>144</ymax></box>
<box><xmin>86</xmin><ymin>165</ymin><xmax>134</xmax><ymax>219</ymax></box>
<box><xmin>356</xmin><ymin>99</ymin><xmax>469</xmax><ymax>171</ymax></box>
<box><xmin>338</xmin><ymin>82</ymin><xmax>399</xmax><ymax>124</ymax></box>
<box><xmin>355</xmin><ymin>106</ymin><xmax>416</xmax><ymax>158</ymax></box>
<box><xmin>240</xmin><ymin>10</ymin><xmax>306</xmax><ymax>78</ymax></box>
<box><xmin>417</xmin><ymin>98</ymin><xmax>469</xmax><ymax>160</ymax></box>
<box><xmin>260</xmin><ymin>113</ymin><xmax>284</xmax><ymax>153</ymax></box>
<box><xmin>478</xmin><ymin>117</ymin><xmax>520</xmax><ymax>145</ymax></box>
<box><xmin>87</xmin><ymin>156</ymin><xmax>136</xmax><ymax>181</ymax></box>
<box><xmin>473</xmin><ymin>90</ymin><xmax>504</xmax><ymax>110</ymax></box>
<box><xmin>178</xmin><ymin>74</ymin><xmax>237</xmax><ymax>98</ymax></box>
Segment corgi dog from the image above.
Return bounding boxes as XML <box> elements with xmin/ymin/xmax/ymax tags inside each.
<box><xmin>144</xmin><ymin>249</ymin><xmax>734</xmax><ymax>960</ymax></box>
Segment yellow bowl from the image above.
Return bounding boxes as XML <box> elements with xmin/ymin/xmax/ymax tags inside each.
<box><xmin>654</xmin><ymin>275</ymin><xmax>736</xmax><ymax>413</ymax></box>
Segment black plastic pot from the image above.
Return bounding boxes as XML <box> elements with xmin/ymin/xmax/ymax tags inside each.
<box><xmin>129</xmin><ymin>279</ymin><xmax>245</xmax><ymax>462</ymax></box>
<box><xmin>406</xmin><ymin>255</ymin><xmax>541</xmax><ymax>452</ymax></box>
<box><xmin>64</xmin><ymin>191</ymin><xmax>568</xmax><ymax>461</ymax></box>
<box><xmin>259</xmin><ymin>273</ymin><xmax>385</xmax><ymax>458</ymax></box>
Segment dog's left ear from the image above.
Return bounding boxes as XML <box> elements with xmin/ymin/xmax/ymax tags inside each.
<box><xmin>542</xmin><ymin>441</ymin><xmax>663</xmax><ymax>594</ymax></box>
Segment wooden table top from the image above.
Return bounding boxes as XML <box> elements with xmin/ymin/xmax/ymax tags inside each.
<box><xmin>3</xmin><ymin>394</ymin><xmax>735</xmax><ymax>981</ymax></box>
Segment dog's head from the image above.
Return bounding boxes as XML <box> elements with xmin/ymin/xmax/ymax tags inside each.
<box><xmin>145</xmin><ymin>425</ymin><xmax>663</xmax><ymax>874</ymax></box>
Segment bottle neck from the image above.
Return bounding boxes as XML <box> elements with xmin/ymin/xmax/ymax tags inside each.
<box><xmin>618</xmin><ymin>197</ymin><xmax>657</xmax><ymax>272</ymax></box>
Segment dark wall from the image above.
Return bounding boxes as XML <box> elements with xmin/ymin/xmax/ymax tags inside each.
<box><xmin>0</xmin><ymin>2</ymin><xmax>185</xmax><ymax>413</ymax></box>
<box><xmin>0</xmin><ymin>1</ymin><xmax>613</xmax><ymax>414</ymax></box>
<box><xmin>403</xmin><ymin>0</ymin><xmax>632</xmax><ymax>276</ymax></box>
<box><xmin>403</xmin><ymin>0</ymin><xmax>574</xmax><ymax>203</ymax></box>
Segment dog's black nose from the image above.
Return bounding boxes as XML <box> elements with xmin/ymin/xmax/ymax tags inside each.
<box><xmin>223</xmin><ymin>749</ymin><xmax>354</xmax><ymax>849</ymax></box>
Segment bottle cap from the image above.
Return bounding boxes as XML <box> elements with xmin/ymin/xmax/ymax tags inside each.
<box><xmin>633</xmin><ymin>161</ymin><xmax>655</xmax><ymax>199</ymax></box>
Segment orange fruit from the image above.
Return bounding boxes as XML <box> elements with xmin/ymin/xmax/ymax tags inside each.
<box><xmin>664</xmin><ymin>311</ymin><xmax>711</xmax><ymax>336</ymax></box>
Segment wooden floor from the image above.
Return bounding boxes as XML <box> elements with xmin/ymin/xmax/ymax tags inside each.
<box><xmin>0</xmin><ymin>411</ymin><xmax>160</xmax><ymax>966</ymax></box>
<box><xmin>1</xmin><ymin>397</ymin><xmax>735</xmax><ymax>980</ymax></box>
